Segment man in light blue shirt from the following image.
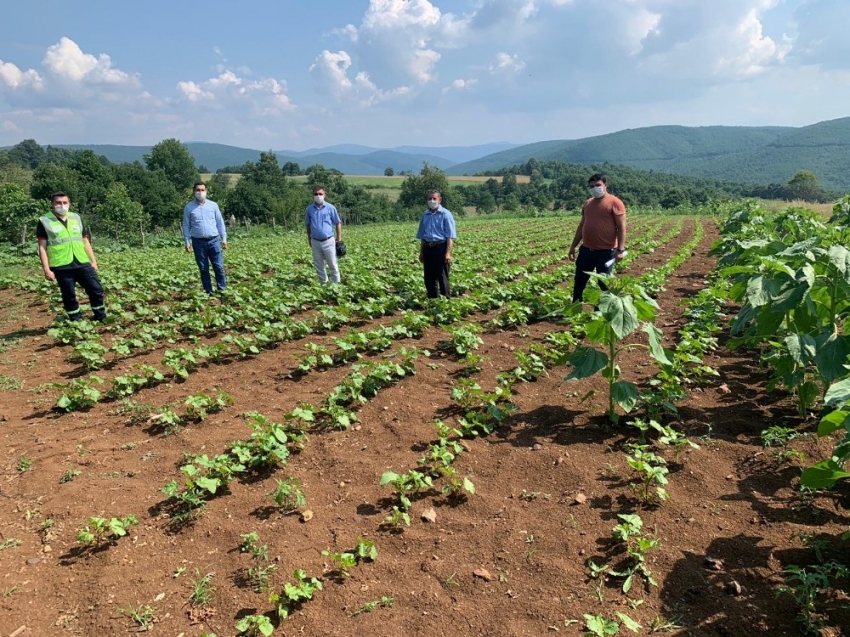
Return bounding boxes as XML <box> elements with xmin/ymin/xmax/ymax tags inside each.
<box><xmin>305</xmin><ymin>186</ymin><xmax>342</xmax><ymax>284</ymax></box>
<box><xmin>182</xmin><ymin>181</ymin><xmax>227</xmax><ymax>294</ymax></box>
<box><xmin>415</xmin><ymin>189</ymin><xmax>457</xmax><ymax>298</ymax></box>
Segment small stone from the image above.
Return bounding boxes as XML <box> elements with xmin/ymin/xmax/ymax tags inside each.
<box><xmin>473</xmin><ymin>568</ymin><xmax>495</xmax><ymax>582</ymax></box>
<box><xmin>339</xmin><ymin>482</ymin><xmax>346</xmax><ymax>488</ymax></box>
<box><xmin>300</xmin><ymin>510</ymin><xmax>314</xmax><ymax>523</ymax></box>
<box><xmin>555</xmin><ymin>457</ymin><xmax>565</xmax><ymax>466</ymax></box>
<box><xmin>574</xmin><ymin>493</ymin><xmax>588</xmax><ymax>505</ymax></box>
<box><xmin>725</xmin><ymin>580</ymin><xmax>743</xmax><ymax>596</ymax></box>
<box><xmin>725</xmin><ymin>474</ymin><xmax>735</xmax><ymax>481</ymax></box>
<box><xmin>532</xmin><ymin>443</ymin><xmax>543</xmax><ymax>451</ymax></box>
<box><xmin>718</xmin><ymin>383</ymin><xmax>731</xmax><ymax>394</ymax></box>
<box><xmin>353</xmin><ymin>424</ymin><xmax>362</xmax><ymax>431</ymax></box>
<box><xmin>687</xmin><ymin>518</ymin><xmax>696</xmax><ymax>524</ymax></box>
<box><xmin>154</xmin><ymin>592</ymin><xmax>166</xmax><ymax>602</ymax></box>
<box><xmin>578</xmin><ymin>549</ymin><xmax>586</xmax><ymax>556</ymax></box>
<box><xmin>421</xmin><ymin>508</ymin><xmax>437</xmax><ymax>524</ymax></box>
<box><xmin>26</xmin><ymin>558</ymin><xmax>40</xmax><ymax>566</ymax></box>
<box><xmin>42</xmin><ymin>545</ymin><xmax>52</xmax><ymax>553</ymax></box>
<box><xmin>704</xmin><ymin>557</ymin><xmax>724</xmax><ymax>571</ymax></box>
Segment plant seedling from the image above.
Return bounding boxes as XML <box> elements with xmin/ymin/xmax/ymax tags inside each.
<box><xmin>189</xmin><ymin>569</ymin><xmax>215</xmax><ymax>607</ymax></box>
<box><xmin>269</xmin><ymin>569</ymin><xmax>323</xmax><ymax>620</ymax></box>
<box><xmin>76</xmin><ymin>515</ymin><xmax>138</xmax><ymax>546</ymax></box>
<box><xmin>267</xmin><ymin>477</ymin><xmax>306</xmax><ymax>513</ymax></box>
<box><xmin>60</xmin><ymin>469</ymin><xmax>82</xmax><ymax>483</ymax></box>
<box><xmin>353</xmin><ymin>596</ymin><xmax>394</xmax><ymax>616</ymax></box>
<box><xmin>118</xmin><ymin>601</ymin><xmax>156</xmax><ymax>628</ymax></box>
<box><xmin>236</xmin><ymin>614</ymin><xmax>274</xmax><ymax>636</ymax></box>
<box><xmin>18</xmin><ymin>454</ymin><xmax>33</xmax><ymax>472</ymax></box>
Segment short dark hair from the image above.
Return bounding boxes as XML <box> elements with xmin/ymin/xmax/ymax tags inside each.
<box><xmin>50</xmin><ymin>191</ymin><xmax>70</xmax><ymax>203</ymax></box>
<box><xmin>588</xmin><ymin>174</ymin><xmax>608</xmax><ymax>185</ymax></box>
<box><xmin>312</xmin><ymin>186</ymin><xmax>325</xmax><ymax>195</ymax></box>
<box><xmin>426</xmin><ymin>189</ymin><xmax>441</xmax><ymax>198</ymax></box>
<box><xmin>193</xmin><ymin>182</ymin><xmax>206</xmax><ymax>191</ymax></box>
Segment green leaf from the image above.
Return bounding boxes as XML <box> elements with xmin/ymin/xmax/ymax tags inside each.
<box><xmin>195</xmin><ymin>476</ymin><xmax>220</xmax><ymax>494</ymax></box>
<box><xmin>584</xmin><ymin>614</ymin><xmax>619</xmax><ymax>637</ymax></box>
<box><xmin>380</xmin><ymin>471</ymin><xmax>400</xmax><ymax>486</ymax></box>
<box><xmin>462</xmin><ymin>477</ymin><xmax>476</xmax><ymax>495</ymax></box>
<box><xmin>784</xmin><ymin>333</ymin><xmax>816</xmax><ymax>366</ymax></box>
<box><xmin>565</xmin><ymin>346</ymin><xmax>608</xmax><ymax>381</ymax></box>
<box><xmin>611</xmin><ymin>381</ymin><xmax>638</xmax><ymax>413</ymax></box>
<box><xmin>800</xmin><ymin>459</ymin><xmax>850</xmax><ymax>489</ymax></box>
<box><xmin>642</xmin><ymin>323</ymin><xmax>671</xmax><ymax>366</ymax></box>
<box><xmin>814</xmin><ymin>333</ymin><xmax>850</xmax><ymax>382</ymax></box>
<box><xmin>746</xmin><ymin>276</ymin><xmax>769</xmax><ymax>307</ymax></box>
<box><xmin>818</xmin><ymin>410</ymin><xmax>850</xmax><ymax>437</ymax></box>
<box><xmin>615</xmin><ymin>613</ymin><xmax>641</xmax><ymax>633</ymax></box>
<box><xmin>828</xmin><ymin>245</ymin><xmax>850</xmax><ymax>280</ymax></box>
<box><xmin>825</xmin><ymin>378</ymin><xmax>850</xmax><ymax>406</ymax></box>
<box><xmin>599</xmin><ymin>294</ymin><xmax>638</xmax><ymax>340</ymax></box>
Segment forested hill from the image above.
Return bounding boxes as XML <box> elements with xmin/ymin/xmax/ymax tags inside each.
<box><xmin>448</xmin><ymin>118</ymin><xmax>850</xmax><ymax>191</ymax></box>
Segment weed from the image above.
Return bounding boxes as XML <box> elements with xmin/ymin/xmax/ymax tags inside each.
<box><xmin>0</xmin><ymin>538</ymin><xmax>22</xmax><ymax>551</ymax></box>
<box><xmin>2</xmin><ymin>585</ymin><xmax>19</xmax><ymax>597</ymax></box>
<box><xmin>189</xmin><ymin>569</ymin><xmax>215</xmax><ymax>607</ymax></box>
<box><xmin>18</xmin><ymin>454</ymin><xmax>33</xmax><ymax>472</ymax></box>
<box><xmin>353</xmin><ymin>596</ymin><xmax>394</xmax><ymax>616</ymax></box>
<box><xmin>267</xmin><ymin>477</ymin><xmax>306</xmax><ymax>513</ymax></box>
<box><xmin>778</xmin><ymin>561</ymin><xmax>849</xmax><ymax>634</ymax></box>
<box><xmin>118</xmin><ymin>601</ymin><xmax>156</xmax><ymax>628</ymax></box>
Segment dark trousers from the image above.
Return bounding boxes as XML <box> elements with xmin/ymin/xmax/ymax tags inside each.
<box><xmin>54</xmin><ymin>264</ymin><xmax>106</xmax><ymax>320</ymax></box>
<box><xmin>422</xmin><ymin>242</ymin><xmax>451</xmax><ymax>299</ymax></box>
<box><xmin>192</xmin><ymin>236</ymin><xmax>226</xmax><ymax>293</ymax></box>
<box><xmin>572</xmin><ymin>246</ymin><xmax>616</xmax><ymax>302</ymax></box>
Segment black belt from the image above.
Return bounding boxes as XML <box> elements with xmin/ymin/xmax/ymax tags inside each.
<box><xmin>193</xmin><ymin>236</ymin><xmax>219</xmax><ymax>241</ymax></box>
<box><xmin>312</xmin><ymin>236</ymin><xmax>334</xmax><ymax>242</ymax></box>
<box><xmin>423</xmin><ymin>240</ymin><xmax>447</xmax><ymax>247</ymax></box>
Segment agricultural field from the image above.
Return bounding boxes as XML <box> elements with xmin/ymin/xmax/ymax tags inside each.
<box><xmin>0</xmin><ymin>209</ymin><xmax>848</xmax><ymax>637</ymax></box>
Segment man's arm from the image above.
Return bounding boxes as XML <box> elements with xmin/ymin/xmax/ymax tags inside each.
<box><xmin>568</xmin><ymin>215</ymin><xmax>585</xmax><ymax>260</ymax></box>
<box><xmin>614</xmin><ymin>211</ymin><xmax>627</xmax><ymax>260</ymax></box>
<box><xmin>182</xmin><ymin>206</ymin><xmax>192</xmax><ymax>253</ymax></box>
<box><xmin>38</xmin><ymin>240</ymin><xmax>55</xmax><ymax>281</ymax></box>
<box><xmin>83</xmin><ymin>237</ymin><xmax>98</xmax><ymax>270</ymax></box>
<box><xmin>334</xmin><ymin>222</ymin><xmax>342</xmax><ymax>242</ymax></box>
<box><xmin>445</xmin><ymin>238</ymin><xmax>454</xmax><ymax>262</ymax></box>
<box><xmin>215</xmin><ymin>204</ymin><xmax>228</xmax><ymax>248</ymax></box>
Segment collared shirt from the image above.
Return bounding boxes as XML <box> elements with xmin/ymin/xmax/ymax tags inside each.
<box><xmin>416</xmin><ymin>206</ymin><xmax>457</xmax><ymax>242</ymax></box>
<box><xmin>182</xmin><ymin>199</ymin><xmax>227</xmax><ymax>245</ymax></box>
<box><xmin>305</xmin><ymin>202</ymin><xmax>341</xmax><ymax>240</ymax></box>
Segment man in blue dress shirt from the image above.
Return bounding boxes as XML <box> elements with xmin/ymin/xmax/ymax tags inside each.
<box><xmin>182</xmin><ymin>182</ymin><xmax>227</xmax><ymax>294</ymax></box>
<box><xmin>415</xmin><ymin>189</ymin><xmax>457</xmax><ymax>299</ymax></box>
<box><xmin>305</xmin><ymin>186</ymin><xmax>342</xmax><ymax>284</ymax></box>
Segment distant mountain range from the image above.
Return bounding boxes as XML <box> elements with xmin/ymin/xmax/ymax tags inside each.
<box><xmin>448</xmin><ymin>118</ymin><xmax>850</xmax><ymax>191</ymax></box>
<box><xmin>30</xmin><ymin>117</ymin><xmax>850</xmax><ymax>190</ymax></box>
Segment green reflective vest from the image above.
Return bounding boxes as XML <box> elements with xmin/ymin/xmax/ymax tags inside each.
<box><xmin>39</xmin><ymin>212</ymin><xmax>90</xmax><ymax>268</ymax></box>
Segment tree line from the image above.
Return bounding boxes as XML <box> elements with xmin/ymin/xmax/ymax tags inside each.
<box><xmin>0</xmin><ymin>137</ymin><xmax>838</xmax><ymax>247</ymax></box>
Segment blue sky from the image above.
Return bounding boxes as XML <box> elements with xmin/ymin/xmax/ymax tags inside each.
<box><xmin>1</xmin><ymin>0</ymin><xmax>848</xmax><ymax>150</ymax></box>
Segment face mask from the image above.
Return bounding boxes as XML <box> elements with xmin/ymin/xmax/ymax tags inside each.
<box><xmin>427</xmin><ymin>199</ymin><xmax>440</xmax><ymax>210</ymax></box>
<box><xmin>314</xmin><ymin>195</ymin><xmax>325</xmax><ymax>205</ymax></box>
<box><xmin>54</xmin><ymin>205</ymin><xmax>70</xmax><ymax>215</ymax></box>
<box><xmin>590</xmin><ymin>186</ymin><xmax>606</xmax><ymax>198</ymax></box>
<box><xmin>194</xmin><ymin>190</ymin><xmax>207</xmax><ymax>202</ymax></box>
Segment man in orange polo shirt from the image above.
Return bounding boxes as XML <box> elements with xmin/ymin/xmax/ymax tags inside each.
<box><xmin>567</xmin><ymin>173</ymin><xmax>627</xmax><ymax>303</ymax></box>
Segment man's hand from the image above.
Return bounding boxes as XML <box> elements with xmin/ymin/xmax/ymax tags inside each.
<box><xmin>615</xmin><ymin>251</ymin><xmax>626</xmax><ymax>261</ymax></box>
<box><xmin>568</xmin><ymin>247</ymin><xmax>577</xmax><ymax>261</ymax></box>
<box><xmin>185</xmin><ymin>244</ymin><xmax>193</xmax><ymax>253</ymax></box>
<box><xmin>445</xmin><ymin>253</ymin><xmax>452</xmax><ymax>263</ymax></box>
<box><xmin>43</xmin><ymin>268</ymin><xmax>55</xmax><ymax>282</ymax></box>
<box><xmin>90</xmin><ymin>260</ymin><xmax>98</xmax><ymax>271</ymax></box>
<box><xmin>221</xmin><ymin>241</ymin><xmax>227</xmax><ymax>250</ymax></box>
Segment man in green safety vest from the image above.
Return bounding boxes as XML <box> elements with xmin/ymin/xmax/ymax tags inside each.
<box><xmin>36</xmin><ymin>192</ymin><xmax>106</xmax><ymax>322</ymax></box>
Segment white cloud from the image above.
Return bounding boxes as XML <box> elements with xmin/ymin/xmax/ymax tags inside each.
<box><xmin>489</xmin><ymin>53</ymin><xmax>525</xmax><ymax>74</ymax></box>
<box><xmin>309</xmin><ymin>49</ymin><xmax>410</xmax><ymax>106</ymax></box>
<box><xmin>43</xmin><ymin>37</ymin><xmax>138</xmax><ymax>85</ymax></box>
<box><xmin>0</xmin><ymin>61</ymin><xmax>43</xmax><ymax>91</ymax></box>
<box><xmin>175</xmin><ymin>70</ymin><xmax>294</xmax><ymax>114</ymax></box>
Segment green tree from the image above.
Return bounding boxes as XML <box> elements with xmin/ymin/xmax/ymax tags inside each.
<box><xmin>786</xmin><ymin>170</ymin><xmax>821</xmax><ymax>202</ymax></box>
<box><xmin>398</xmin><ymin>163</ymin><xmax>460</xmax><ymax>213</ymax></box>
<box><xmin>281</xmin><ymin>161</ymin><xmax>302</xmax><ymax>176</ymax></box>
<box><xmin>384</xmin><ymin>167</ymin><xmax>395</xmax><ymax>177</ymax></box>
<box><xmin>94</xmin><ymin>183</ymin><xmax>149</xmax><ymax>242</ymax></box>
<box><xmin>31</xmin><ymin>163</ymin><xmax>81</xmax><ymax>205</ymax></box>
<box><xmin>0</xmin><ymin>183</ymin><xmax>48</xmax><ymax>244</ymax></box>
<box><xmin>112</xmin><ymin>162</ymin><xmax>183</xmax><ymax>228</ymax></box>
<box><xmin>7</xmin><ymin>139</ymin><xmax>46</xmax><ymax>169</ymax></box>
<box><xmin>144</xmin><ymin>139</ymin><xmax>199</xmax><ymax>192</ymax></box>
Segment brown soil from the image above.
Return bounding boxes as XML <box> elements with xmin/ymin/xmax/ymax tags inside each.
<box><xmin>0</xmin><ymin>218</ymin><xmax>848</xmax><ymax>637</ymax></box>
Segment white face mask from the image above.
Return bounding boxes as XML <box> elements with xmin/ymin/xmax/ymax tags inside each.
<box><xmin>53</xmin><ymin>204</ymin><xmax>70</xmax><ymax>215</ymax></box>
<box><xmin>194</xmin><ymin>190</ymin><xmax>207</xmax><ymax>202</ymax></box>
<box><xmin>314</xmin><ymin>195</ymin><xmax>325</xmax><ymax>205</ymax></box>
<box><xmin>590</xmin><ymin>186</ymin><xmax>606</xmax><ymax>198</ymax></box>
<box><xmin>427</xmin><ymin>199</ymin><xmax>440</xmax><ymax>210</ymax></box>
